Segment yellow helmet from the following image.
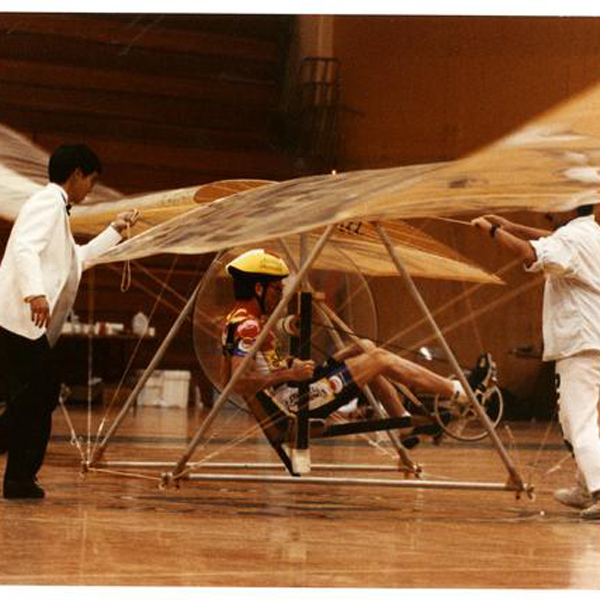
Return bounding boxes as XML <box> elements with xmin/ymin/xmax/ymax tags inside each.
<box><xmin>226</xmin><ymin>249</ymin><xmax>289</xmax><ymax>279</ymax></box>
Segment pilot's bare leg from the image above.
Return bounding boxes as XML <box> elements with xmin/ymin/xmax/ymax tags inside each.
<box><xmin>345</xmin><ymin>348</ymin><xmax>458</xmax><ymax>398</ymax></box>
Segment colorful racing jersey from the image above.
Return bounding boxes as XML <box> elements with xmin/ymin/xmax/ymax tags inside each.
<box><xmin>222</xmin><ymin>305</ymin><xmax>286</xmax><ymax>375</ymax></box>
<box><xmin>221</xmin><ymin>304</ymin><xmax>356</xmax><ymax>417</ymax></box>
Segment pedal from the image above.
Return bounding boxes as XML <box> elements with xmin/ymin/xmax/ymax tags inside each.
<box><xmin>400</xmin><ymin>435</ymin><xmax>420</xmax><ymax>449</ymax></box>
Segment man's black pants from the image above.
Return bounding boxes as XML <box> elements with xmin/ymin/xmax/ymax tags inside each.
<box><xmin>0</xmin><ymin>327</ymin><xmax>61</xmax><ymax>484</ymax></box>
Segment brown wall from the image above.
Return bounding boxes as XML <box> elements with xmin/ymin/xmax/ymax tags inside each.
<box><xmin>0</xmin><ymin>13</ymin><xmax>295</xmax><ymax>194</ymax></box>
<box><xmin>334</xmin><ymin>16</ymin><xmax>600</xmax><ymax>168</ymax></box>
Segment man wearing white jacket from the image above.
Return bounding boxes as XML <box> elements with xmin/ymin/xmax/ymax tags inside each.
<box><xmin>0</xmin><ymin>143</ymin><xmax>138</xmax><ymax>499</ymax></box>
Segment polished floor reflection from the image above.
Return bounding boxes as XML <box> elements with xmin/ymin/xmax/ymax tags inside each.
<box><xmin>0</xmin><ymin>404</ymin><xmax>598</xmax><ymax>589</ymax></box>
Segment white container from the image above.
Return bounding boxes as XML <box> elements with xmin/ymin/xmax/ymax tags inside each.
<box><xmin>161</xmin><ymin>370</ymin><xmax>191</xmax><ymax>408</ymax></box>
<box><xmin>132</xmin><ymin>311</ymin><xmax>149</xmax><ymax>336</ymax></box>
<box><xmin>136</xmin><ymin>371</ymin><xmax>165</xmax><ymax>406</ymax></box>
<box><xmin>136</xmin><ymin>370</ymin><xmax>190</xmax><ymax>408</ymax></box>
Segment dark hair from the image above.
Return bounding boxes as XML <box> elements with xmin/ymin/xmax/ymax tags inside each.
<box><xmin>230</xmin><ymin>270</ymin><xmax>283</xmax><ymax>301</ymax></box>
<box><xmin>48</xmin><ymin>144</ymin><xmax>102</xmax><ymax>184</ymax></box>
<box><xmin>576</xmin><ymin>204</ymin><xmax>595</xmax><ymax>217</ymax></box>
<box><xmin>232</xmin><ymin>275</ymin><xmax>258</xmax><ymax>301</ymax></box>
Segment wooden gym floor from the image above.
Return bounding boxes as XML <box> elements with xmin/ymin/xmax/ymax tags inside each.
<box><xmin>0</xmin><ymin>403</ymin><xmax>598</xmax><ymax>591</ymax></box>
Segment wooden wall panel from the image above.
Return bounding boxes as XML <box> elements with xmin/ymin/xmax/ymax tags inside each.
<box><xmin>32</xmin><ymin>134</ymin><xmax>291</xmax><ymax>185</ymax></box>
<box><xmin>0</xmin><ymin>14</ymin><xmax>280</xmax><ymax>61</ymax></box>
<box><xmin>0</xmin><ymin>13</ymin><xmax>295</xmax><ymax>194</ymax></box>
<box><xmin>0</xmin><ymin>81</ymin><xmax>275</xmax><ymax>131</ymax></box>
<box><xmin>0</xmin><ymin>58</ymin><xmax>277</xmax><ymax>109</ymax></box>
<box><xmin>333</xmin><ymin>16</ymin><xmax>600</xmax><ymax>168</ymax></box>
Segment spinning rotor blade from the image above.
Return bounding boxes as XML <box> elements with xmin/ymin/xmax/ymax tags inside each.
<box><xmin>70</xmin><ymin>180</ymin><xmax>273</xmax><ymax>236</ymax></box>
<box><xmin>90</xmin><ymin>80</ymin><xmax>600</xmax><ymax>268</ymax></box>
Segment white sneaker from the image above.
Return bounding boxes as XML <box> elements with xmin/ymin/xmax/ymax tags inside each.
<box><xmin>553</xmin><ymin>485</ymin><xmax>594</xmax><ymax>509</ymax></box>
<box><xmin>581</xmin><ymin>499</ymin><xmax>600</xmax><ymax>520</ymax></box>
<box><xmin>451</xmin><ymin>380</ymin><xmax>467</xmax><ymax>404</ymax></box>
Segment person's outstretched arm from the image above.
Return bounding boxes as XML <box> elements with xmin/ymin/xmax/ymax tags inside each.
<box><xmin>482</xmin><ymin>214</ymin><xmax>552</xmax><ymax>240</ymax></box>
<box><xmin>472</xmin><ymin>216</ymin><xmax>537</xmax><ymax>267</ymax></box>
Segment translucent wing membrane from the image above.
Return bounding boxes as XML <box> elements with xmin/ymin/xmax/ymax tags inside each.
<box><xmin>87</xmin><ymin>81</ymin><xmax>600</xmax><ymax>266</ymax></box>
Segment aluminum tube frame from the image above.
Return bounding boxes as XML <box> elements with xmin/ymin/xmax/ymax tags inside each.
<box><xmin>376</xmin><ymin>223</ymin><xmax>527</xmax><ymax>492</ymax></box>
<box><xmin>58</xmin><ymin>392</ymin><xmax>86</xmax><ymax>460</ymax></box>
<box><xmin>164</xmin><ymin>224</ymin><xmax>337</xmax><ymax>485</ymax></box>
<box><xmin>295</xmin><ymin>233</ymin><xmax>312</xmax><ymax>452</ymax></box>
<box><xmin>90</xmin><ymin>460</ymin><xmax>408</xmax><ymax>472</ymax></box>
<box><xmin>185</xmin><ymin>472</ymin><xmax>529</xmax><ymax>493</ymax></box>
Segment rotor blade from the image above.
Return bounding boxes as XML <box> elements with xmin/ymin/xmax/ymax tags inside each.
<box><xmin>89</xmin><ymin>80</ymin><xmax>600</xmax><ymax>267</ymax></box>
<box><xmin>69</xmin><ymin>179</ymin><xmax>274</xmax><ymax>236</ymax></box>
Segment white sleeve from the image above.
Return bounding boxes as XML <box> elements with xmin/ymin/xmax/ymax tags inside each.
<box><xmin>76</xmin><ymin>226</ymin><xmax>123</xmax><ymax>270</ymax></box>
<box><xmin>525</xmin><ymin>233</ymin><xmax>576</xmax><ymax>277</ymax></box>
<box><xmin>13</xmin><ymin>198</ymin><xmax>64</xmax><ymax>299</ymax></box>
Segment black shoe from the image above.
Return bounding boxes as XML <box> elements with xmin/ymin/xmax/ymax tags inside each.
<box><xmin>467</xmin><ymin>352</ymin><xmax>497</xmax><ymax>393</ymax></box>
<box><xmin>3</xmin><ymin>479</ymin><xmax>45</xmax><ymax>499</ymax></box>
<box><xmin>409</xmin><ymin>409</ymin><xmax>450</xmax><ymax>437</ymax></box>
<box><xmin>436</xmin><ymin>408</ymin><xmax>452</xmax><ymax>427</ymax></box>
<box><xmin>400</xmin><ymin>435</ymin><xmax>420</xmax><ymax>449</ymax></box>
<box><xmin>412</xmin><ymin>422</ymin><xmax>443</xmax><ymax>437</ymax></box>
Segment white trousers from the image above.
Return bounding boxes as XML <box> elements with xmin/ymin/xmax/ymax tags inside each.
<box><xmin>555</xmin><ymin>351</ymin><xmax>600</xmax><ymax>493</ymax></box>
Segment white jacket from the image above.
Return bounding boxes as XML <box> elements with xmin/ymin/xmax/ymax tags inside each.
<box><xmin>0</xmin><ymin>183</ymin><xmax>122</xmax><ymax>340</ymax></box>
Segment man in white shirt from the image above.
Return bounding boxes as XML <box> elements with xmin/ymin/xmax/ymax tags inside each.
<box><xmin>472</xmin><ymin>205</ymin><xmax>600</xmax><ymax>520</ymax></box>
<box><xmin>0</xmin><ymin>143</ymin><xmax>138</xmax><ymax>499</ymax></box>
